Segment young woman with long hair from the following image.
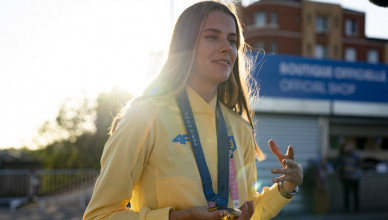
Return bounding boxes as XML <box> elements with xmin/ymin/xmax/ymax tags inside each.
<box><xmin>84</xmin><ymin>1</ymin><xmax>303</xmax><ymax>220</ymax></box>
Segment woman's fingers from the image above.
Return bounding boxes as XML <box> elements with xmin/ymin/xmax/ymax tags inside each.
<box><xmin>268</xmin><ymin>139</ymin><xmax>285</xmax><ymax>163</ymax></box>
<box><xmin>269</xmin><ymin>140</ymin><xmax>295</xmax><ymax>166</ymax></box>
<box><xmin>272</xmin><ymin>175</ymin><xmax>286</xmax><ymax>183</ymax></box>
<box><xmin>269</xmin><ymin>139</ymin><xmax>303</xmax><ymax>189</ymax></box>
<box><xmin>271</xmin><ymin>159</ymin><xmax>303</xmax><ymax>185</ymax></box>
<box><xmin>272</xmin><ymin>173</ymin><xmax>301</xmax><ymax>184</ymax></box>
<box><xmin>286</xmin><ymin>146</ymin><xmax>295</xmax><ymax>160</ymax></box>
<box><xmin>272</xmin><ymin>168</ymin><xmax>291</xmax><ymax>175</ymax></box>
<box><xmin>272</xmin><ymin>167</ymin><xmax>303</xmax><ymax>185</ymax></box>
<box><xmin>237</xmin><ymin>201</ymin><xmax>254</xmax><ymax>220</ymax></box>
<box><xmin>283</xmin><ymin>158</ymin><xmax>299</xmax><ymax>168</ymax></box>
<box><xmin>268</xmin><ymin>139</ymin><xmax>281</xmax><ymax>157</ymax></box>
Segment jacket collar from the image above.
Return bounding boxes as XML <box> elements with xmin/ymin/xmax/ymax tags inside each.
<box><xmin>186</xmin><ymin>86</ymin><xmax>217</xmax><ymax>114</ymax></box>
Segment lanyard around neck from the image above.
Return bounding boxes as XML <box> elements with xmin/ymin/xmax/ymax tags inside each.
<box><xmin>176</xmin><ymin>89</ymin><xmax>229</xmax><ymax>208</ymax></box>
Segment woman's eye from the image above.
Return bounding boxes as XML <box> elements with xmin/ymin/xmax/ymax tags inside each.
<box><xmin>205</xmin><ymin>35</ymin><xmax>217</xmax><ymax>40</ymax></box>
<box><xmin>229</xmin><ymin>39</ymin><xmax>237</xmax><ymax>45</ymax></box>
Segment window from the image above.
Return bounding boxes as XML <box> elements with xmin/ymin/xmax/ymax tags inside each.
<box><xmin>330</xmin><ymin>135</ymin><xmax>388</xmax><ymax>153</ymax></box>
<box><xmin>254</xmin><ymin>40</ymin><xmax>265</xmax><ymax>50</ymax></box>
<box><xmin>315</xmin><ymin>44</ymin><xmax>328</xmax><ymax>59</ymax></box>
<box><xmin>329</xmin><ymin>121</ymin><xmax>388</xmax><ymax>172</ymax></box>
<box><xmin>270</xmin><ymin>11</ymin><xmax>278</xmax><ymax>26</ymax></box>
<box><xmin>307</xmin><ymin>43</ymin><xmax>312</xmax><ymax>56</ymax></box>
<box><xmin>345</xmin><ymin>47</ymin><xmax>357</xmax><ymax>62</ymax></box>
<box><xmin>315</xmin><ymin>15</ymin><xmax>328</xmax><ymax>33</ymax></box>
<box><xmin>367</xmin><ymin>49</ymin><xmax>379</xmax><ymax>64</ymax></box>
<box><xmin>254</xmin><ymin>11</ymin><xmax>266</xmax><ymax>27</ymax></box>
<box><xmin>345</xmin><ymin>19</ymin><xmax>358</xmax><ymax>36</ymax></box>
<box><xmin>295</xmin><ymin>43</ymin><xmax>301</xmax><ymax>54</ymax></box>
<box><xmin>271</xmin><ymin>41</ymin><xmax>278</xmax><ymax>53</ymax></box>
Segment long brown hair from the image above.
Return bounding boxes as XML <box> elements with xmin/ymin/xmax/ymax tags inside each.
<box><xmin>111</xmin><ymin>1</ymin><xmax>264</xmax><ymax>160</ymax></box>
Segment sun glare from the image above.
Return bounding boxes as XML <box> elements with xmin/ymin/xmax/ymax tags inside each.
<box><xmin>0</xmin><ymin>0</ymin><xmax>205</xmax><ymax>149</ymax></box>
<box><xmin>0</xmin><ymin>0</ymin><xmax>174</xmax><ymax>149</ymax></box>
<box><xmin>115</xmin><ymin>53</ymin><xmax>159</xmax><ymax>97</ymax></box>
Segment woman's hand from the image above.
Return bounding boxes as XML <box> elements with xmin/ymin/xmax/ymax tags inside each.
<box><xmin>169</xmin><ymin>200</ymin><xmax>254</xmax><ymax>220</ymax></box>
<box><xmin>268</xmin><ymin>139</ymin><xmax>303</xmax><ymax>193</ymax></box>
<box><xmin>236</xmin><ymin>201</ymin><xmax>254</xmax><ymax>220</ymax></box>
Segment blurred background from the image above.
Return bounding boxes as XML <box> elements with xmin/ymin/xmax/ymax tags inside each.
<box><xmin>1</xmin><ymin>0</ymin><xmax>388</xmax><ymax>219</ymax></box>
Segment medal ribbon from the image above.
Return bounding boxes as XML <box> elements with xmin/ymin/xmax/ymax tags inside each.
<box><xmin>176</xmin><ymin>89</ymin><xmax>239</xmax><ymax>209</ymax></box>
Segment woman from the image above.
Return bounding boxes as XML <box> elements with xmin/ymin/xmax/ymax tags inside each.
<box><xmin>83</xmin><ymin>1</ymin><xmax>303</xmax><ymax>219</ymax></box>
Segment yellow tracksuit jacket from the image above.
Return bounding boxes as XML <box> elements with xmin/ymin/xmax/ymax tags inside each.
<box><xmin>83</xmin><ymin>86</ymin><xmax>291</xmax><ymax>220</ymax></box>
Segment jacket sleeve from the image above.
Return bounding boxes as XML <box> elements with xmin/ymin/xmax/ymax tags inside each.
<box><xmin>83</xmin><ymin>106</ymin><xmax>172</xmax><ymax>220</ymax></box>
<box><xmin>244</xmin><ymin>129</ymin><xmax>291</xmax><ymax>220</ymax></box>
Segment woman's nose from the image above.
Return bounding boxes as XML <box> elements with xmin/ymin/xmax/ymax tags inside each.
<box><xmin>220</xmin><ymin>39</ymin><xmax>233</xmax><ymax>53</ymax></box>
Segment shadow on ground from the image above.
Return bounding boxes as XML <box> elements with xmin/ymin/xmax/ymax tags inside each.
<box><xmin>0</xmin><ymin>202</ymin><xmax>84</xmax><ymax>220</ymax></box>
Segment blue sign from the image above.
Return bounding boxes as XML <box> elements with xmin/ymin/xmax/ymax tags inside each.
<box><xmin>251</xmin><ymin>54</ymin><xmax>388</xmax><ymax>103</ymax></box>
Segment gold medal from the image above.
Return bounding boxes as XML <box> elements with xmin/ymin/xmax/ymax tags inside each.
<box><xmin>208</xmin><ymin>207</ymin><xmax>242</xmax><ymax>220</ymax></box>
<box><xmin>220</xmin><ymin>212</ymin><xmax>238</xmax><ymax>220</ymax></box>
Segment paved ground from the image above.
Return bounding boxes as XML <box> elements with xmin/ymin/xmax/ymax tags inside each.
<box><xmin>0</xmin><ymin>202</ymin><xmax>84</xmax><ymax>220</ymax></box>
<box><xmin>1</xmin><ymin>187</ymin><xmax>388</xmax><ymax>220</ymax></box>
<box><xmin>2</xmin><ymin>203</ymin><xmax>388</xmax><ymax>220</ymax></box>
<box><xmin>0</xmin><ymin>187</ymin><xmax>91</xmax><ymax>220</ymax></box>
<box><xmin>275</xmin><ymin>211</ymin><xmax>388</xmax><ymax>220</ymax></box>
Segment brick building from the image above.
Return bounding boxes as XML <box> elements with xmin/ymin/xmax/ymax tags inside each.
<box><xmin>238</xmin><ymin>0</ymin><xmax>388</xmax><ymax>214</ymax></box>
<box><xmin>240</xmin><ymin>0</ymin><xmax>388</xmax><ymax>64</ymax></box>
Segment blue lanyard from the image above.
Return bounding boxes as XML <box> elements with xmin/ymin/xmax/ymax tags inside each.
<box><xmin>176</xmin><ymin>89</ymin><xmax>229</xmax><ymax>208</ymax></box>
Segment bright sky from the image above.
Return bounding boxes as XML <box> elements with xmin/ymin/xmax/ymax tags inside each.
<box><xmin>1</xmin><ymin>0</ymin><xmax>387</xmax><ymax>149</ymax></box>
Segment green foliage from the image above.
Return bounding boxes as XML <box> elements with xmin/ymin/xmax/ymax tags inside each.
<box><xmin>32</xmin><ymin>88</ymin><xmax>133</xmax><ymax>169</ymax></box>
<box><xmin>37</xmin><ymin>97</ymin><xmax>96</xmax><ymax>145</ymax></box>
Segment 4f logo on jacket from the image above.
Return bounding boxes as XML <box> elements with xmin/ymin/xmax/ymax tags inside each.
<box><xmin>173</xmin><ymin>134</ymin><xmax>237</xmax><ymax>154</ymax></box>
<box><xmin>172</xmin><ymin>134</ymin><xmax>191</xmax><ymax>145</ymax></box>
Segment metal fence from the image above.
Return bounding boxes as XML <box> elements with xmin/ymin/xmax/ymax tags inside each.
<box><xmin>0</xmin><ymin>169</ymin><xmax>99</xmax><ymax>210</ymax></box>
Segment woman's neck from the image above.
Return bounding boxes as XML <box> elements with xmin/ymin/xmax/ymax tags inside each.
<box><xmin>187</xmin><ymin>80</ymin><xmax>218</xmax><ymax>103</ymax></box>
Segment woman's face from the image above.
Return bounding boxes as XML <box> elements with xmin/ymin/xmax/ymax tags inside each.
<box><xmin>190</xmin><ymin>10</ymin><xmax>238</xmax><ymax>90</ymax></box>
